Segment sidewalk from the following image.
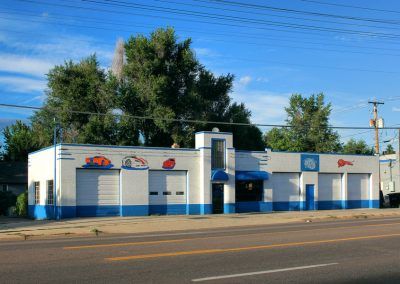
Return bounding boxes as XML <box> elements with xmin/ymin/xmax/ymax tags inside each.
<box><xmin>1</xmin><ymin>209</ymin><xmax>400</xmax><ymax>241</ymax></box>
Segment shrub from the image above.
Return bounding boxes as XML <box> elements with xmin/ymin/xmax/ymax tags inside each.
<box><xmin>0</xmin><ymin>190</ymin><xmax>17</xmax><ymax>216</ymax></box>
<box><xmin>16</xmin><ymin>191</ymin><xmax>28</xmax><ymax>217</ymax></box>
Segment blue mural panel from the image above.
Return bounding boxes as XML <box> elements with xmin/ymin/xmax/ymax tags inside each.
<box><xmin>300</xmin><ymin>154</ymin><xmax>320</xmax><ymax>172</ymax></box>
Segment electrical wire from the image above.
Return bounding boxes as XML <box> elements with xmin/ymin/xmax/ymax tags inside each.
<box><xmin>1</xmin><ymin>103</ymin><xmax>399</xmax><ymax>130</ymax></box>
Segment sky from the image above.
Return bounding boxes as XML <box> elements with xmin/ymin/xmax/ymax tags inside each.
<box><xmin>0</xmin><ymin>0</ymin><xmax>399</xmax><ymax>151</ymax></box>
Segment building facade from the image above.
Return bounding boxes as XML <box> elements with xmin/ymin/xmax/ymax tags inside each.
<box><xmin>28</xmin><ymin>131</ymin><xmax>380</xmax><ymax>219</ymax></box>
<box><xmin>380</xmin><ymin>153</ymin><xmax>400</xmax><ymax>206</ymax></box>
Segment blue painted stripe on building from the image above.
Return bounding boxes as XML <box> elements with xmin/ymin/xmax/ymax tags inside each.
<box><xmin>28</xmin><ymin>205</ymin><xmax>55</xmax><ymax>220</ymax></box>
<box><xmin>224</xmin><ymin>203</ymin><xmax>236</xmax><ymax>214</ymax></box>
<box><xmin>235</xmin><ymin>201</ymin><xmax>272</xmax><ymax>213</ymax></box>
<box><xmin>271</xmin><ymin>149</ymin><xmax>374</xmax><ymax>156</ymax></box>
<box><xmin>149</xmin><ymin>204</ymin><xmax>187</xmax><ymax>215</ymax></box>
<box><xmin>317</xmin><ymin>200</ymin><xmax>344</xmax><ymax>210</ymax></box>
<box><xmin>346</xmin><ymin>200</ymin><xmax>378</xmax><ymax>209</ymax></box>
<box><xmin>121</xmin><ymin>205</ymin><xmax>149</xmax><ymax>216</ymax></box>
<box><xmin>76</xmin><ymin>205</ymin><xmax>120</xmax><ymax>217</ymax></box>
<box><xmin>273</xmin><ymin>201</ymin><xmax>302</xmax><ymax>211</ymax></box>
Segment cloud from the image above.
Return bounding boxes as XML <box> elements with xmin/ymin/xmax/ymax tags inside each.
<box><xmin>238</xmin><ymin>75</ymin><xmax>252</xmax><ymax>86</ymax></box>
<box><xmin>231</xmin><ymin>89</ymin><xmax>290</xmax><ymax>124</ymax></box>
<box><xmin>194</xmin><ymin>47</ymin><xmax>218</xmax><ymax>57</ymax></box>
<box><xmin>0</xmin><ymin>76</ymin><xmax>47</xmax><ymax>93</ymax></box>
<box><xmin>0</xmin><ymin>54</ymin><xmax>55</xmax><ymax>78</ymax></box>
<box><xmin>393</xmin><ymin>107</ymin><xmax>400</xmax><ymax>112</ymax></box>
<box><xmin>256</xmin><ymin>77</ymin><xmax>269</xmax><ymax>83</ymax></box>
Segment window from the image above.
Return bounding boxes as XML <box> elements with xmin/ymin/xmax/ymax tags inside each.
<box><xmin>163</xmin><ymin>191</ymin><xmax>172</xmax><ymax>195</ymax></box>
<box><xmin>211</xmin><ymin>139</ymin><xmax>225</xmax><ymax>169</ymax></box>
<box><xmin>149</xmin><ymin>192</ymin><xmax>158</xmax><ymax>195</ymax></box>
<box><xmin>34</xmin><ymin>182</ymin><xmax>40</xmax><ymax>205</ymax></box>
<box><xmin>1</xmin><ymin>184</ymin><xmax>8</xmax><ymax>191</ymax></box>
<box><xmin>176</xmin><ymin>191</ymin><xmax>184</xmax><ymax>195</ymax></box>
<box><xmin>235</xmin><ymin>180</ymin><xmax>263</xmax><ymax>202</ymax></box>
<box><xmin>47</xmin><ymin>180</ymin><xmax>54</xmax><ymax>205</ymax></box>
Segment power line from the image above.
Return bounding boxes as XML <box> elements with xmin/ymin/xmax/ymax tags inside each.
<box><xmin>1</xmin><ymin>103</ymin><xmax>399</xmax><ymax>130</ymax></box>
<box><xmin>19</xmin><ymin>0</ymin><xmax>400</xmax><ymax>40</ymax></box>
<box><xmin>202</xmin><ymin>0</ymin><xmax>400</xmax><ymax>25</ymax></box>
<box><xmin>154</xmin><ymin>0</ymin><xmax>400</xmax><ymax>31</ymax></box>
<box><xmin>4</xmin><ymin>11</ymin><xmax>400</xmax><ymax>58</ymax></box>
<box><xmin>80</xmin><ymin>0</ymin><xmax>400</xmax><ymax>39</ymax></box>
<box><xmin>296</xmin><ymin>0</ymin><xmax>400</xmax><ymax>15</ymax></box>
<box><xmin>13</xmin><ymin>0</ymin><xmax>400</xmax><ymax>42</ymax></box>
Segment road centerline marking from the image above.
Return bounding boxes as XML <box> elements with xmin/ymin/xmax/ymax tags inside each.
<box><xmin>191</xmin><ymin>263</ymin><xmax>339</xmax><ymax>282</ymax></box>
<box><xmin>105</xmin><ymin>232</ymin><xmax>400</xmax><ymax>261</ymax></box>
<box><xmin>64</xmin><ymin>221</ymin><xmax>400</xmax><ymax>250</ymax></box>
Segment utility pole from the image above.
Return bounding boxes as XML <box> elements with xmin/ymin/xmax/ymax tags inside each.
<box><xmin>368</xmin><ymin>100</ymin><xmax>384</xmax><ymax>155</ymax></box>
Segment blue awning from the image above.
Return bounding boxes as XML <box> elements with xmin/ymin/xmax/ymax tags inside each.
<box><xmin>236</xmin><ymin>171</ymin><xmax>269</xmax><ymax>181</ymax></box>
<box><xmin>211</xmin><ymin>170</ymin><xmax>229</xmax><ymax>181</ymax></box>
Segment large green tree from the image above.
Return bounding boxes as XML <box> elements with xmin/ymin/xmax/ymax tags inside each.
<box><xmin>342</xmin><ymin>138</ymin><xmax>374</xmax><ymax>155</ymax></box>
<box><xmin>31</xmin><ymin>55</ymin><xmax>138</xmax><ymax>146</ymax></box>
<box><xmin>2</xmin><ymin>121</ymin><xmax>40</xmax><ymax>161</ymax></box>
<box><xmin>123</xmin><ymin>27</ymin><xmax>264</xmax><ymax>149</ymax></box>
<box><xmin>264</xmin><ymin>93</ymin><xmax>341</xmax><ymax>152</ymax></box>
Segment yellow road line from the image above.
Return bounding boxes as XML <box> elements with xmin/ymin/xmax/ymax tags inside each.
<box><xmin>106</xmin><ymin>232</ymin><xmax>400</xmax><ymax>261</ymax></box>
<box><xmin>63</xmin><ymin>221</ymin><xmax>400</xmax><ymax>250</ymax></box>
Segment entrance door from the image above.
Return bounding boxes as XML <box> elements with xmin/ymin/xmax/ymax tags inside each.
<box><xmin>212</xmin><ymin>183</ymin><xmax>224</xmax><ymax>214</ymax></box>
<box><xmin>305</xmin><ymin>184</ymin><xmax>315</xmax><ymax>210</ymax></box>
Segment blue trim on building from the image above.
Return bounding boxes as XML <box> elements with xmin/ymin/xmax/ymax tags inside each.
<box><xmin>224</xmin><ymin>203</ymin><xmax>236</xmax><ymax>214</ymax></box>
<box><xmin>28</xmin><ymin>205</ymin><xmax>55</xmax><ymax>219</ymax></box>
<box><xmin>380</xmin><ymin>159</ymin><xmax>396</xmax><ymax>163</ymax></box>
<box><xmin>317</xmin><ymin>200</ymin><xmax>344</xmax><ymax>210</ymax></box>
<box><xmin>121</xmin><ymin>205</ymin><xmax>149</xmax><ymax>216</ymax></box>
<box><xmin>273</xmin><ymin>201</ymin><xmax>302</xmax><ymax>211</ymax></box>
<box><xmin>236</xmin><ymin>201</ymin><xmax>272</xmax><ymax>213</ymax></box>
<box><xmin>236</xmin><ymin>171</ymin><xmax>269</xmax><ymax>181</ymax></box>
<box><xmin>149</xmin><ymin>204</ymin><xmax>187</xmax><ymax>215</ymax></box>
<box><xmin>347</xmin><ymin>200</ymin><xmax>379</xmax><ymax>209</ymax></box>
<box><xmin>76</xmin><ymin>205</ymin><xmax>120</xmax><ymax>217</ymax></box>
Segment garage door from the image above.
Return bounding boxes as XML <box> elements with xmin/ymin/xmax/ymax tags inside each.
<box><xmin>149</xmin><ymin>171</ymin><xmax>187</xmax><ymax>215</ymax></box>
<box><xmin>272</xmin><ymin>173</ymin><xmax>300</xmax><ymax>211</ymax></box>
<box><xmin>318</xmin><ymin>174</ymin><xmax>342</xmax><ymax>209</ymax></box>
<box><xmin>347</xmin><ymin>173</ymin><xmax>370</xmax><ymax>208</ymax></box>
<box><xmin>76</xmin><ymin>169</ymin><xmax>120</xmax><ymax>217</ymax></box>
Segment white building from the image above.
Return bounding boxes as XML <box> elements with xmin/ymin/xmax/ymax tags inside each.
<box><xmin>380</xmin><ymin>153</ymin><xmax>400</xmax><ymax>206</ymax></box>
<box><xmin>28</xmin><ymin>131</ymin><xmax>380</xmax><ymax>219</ymax></box>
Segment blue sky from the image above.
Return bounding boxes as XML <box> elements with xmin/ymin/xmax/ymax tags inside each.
<box><xmin>0</xmin><ymin>0</ymin><xmax>399</xmax><ymax>150</ymax></box>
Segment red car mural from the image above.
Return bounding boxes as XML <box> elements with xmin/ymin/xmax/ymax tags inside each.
<box><xmin>162</xmin><ymin>158</ymin><xmax>176</xmax><ymax>170</ymax></box>
<box><xmin>337</xmin><ymin>159</ymin><xmax>354</xmax><ymax>168</ymax></box>
<box><xmin>83</xmin><ymin>156</ymin><xmax>113</xmax><ymax>168</ymax></box>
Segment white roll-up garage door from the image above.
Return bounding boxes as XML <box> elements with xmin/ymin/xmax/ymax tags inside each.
<box><xmin>149</xmin><ymin>170</ymin><xmax>187</xmax><ymax>215</ymax></box>
<box><xmin>318</xmin><ymin>174</ymin><xmax>342</xmax><ymax>209</ymax></box>
<box><xmin>76</xmin><ymin>169</ymin><xmax>120</xmax><ymax>217</ymax></box>
<box><xmin>272</xmin><ymin>173</ymin><xmax>300</xmax><ymax>211</ymax></box>
<box><xmin>347</xmin><ymin>173</ymin><xmax>370</xmax><ymax>208</ymax></box>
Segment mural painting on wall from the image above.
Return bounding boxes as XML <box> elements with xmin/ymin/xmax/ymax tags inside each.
<box><xmin>301</xmin><ymin>154</ymin><xmax>320</xmax><ymax>172</ymax></box>
<box><xmin>337</xmin><ymin>159</ymin><xmax>354</xmax><ymax>168</ymax></box>
<box><xmin>122</xmin><ymin>156</ymin><xmax>149</xmax><ymax>170</ymax></box>
<box><xmin>83</xmin><ymin>156</ymin><xmax>114</xmax><ymax>169</ymax></box>
<box><xmin>162</xmin><ymin>158</ymin><xmax>176</xmax><ymax>170</ymax></box>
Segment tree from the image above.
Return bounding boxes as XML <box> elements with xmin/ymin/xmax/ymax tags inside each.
<box><xmin>342</xmin><ymin>139</ymin><xmax>374</xmax><ymax>155</ymax></box>
<box><xmin>2</xmin><ymin>121</ymin><xmax>40</xmax><ymax>161</ymax></box>
<box><xmin>122</xmin><ymin>27</ymin><xmax>264</xmax><ymax>149</ymax></box>
<box><xmin>264</xmin><ymin>93</ymin><xmax>341</xmax><ymax>152</ymax></box>
<box><xmin>384</xmin><ymin>144</ymin><xmax>396</xmax><ymax>155</ymax></box>
<box><xmin>31</xmin><ymin>55</ymin><xmax>137</xmax><ymax>146</ymax></box>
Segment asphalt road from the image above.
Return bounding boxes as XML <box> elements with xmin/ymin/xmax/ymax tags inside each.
<box><xmin>2</xmin><ymin>216</ymin><xmax>400</xmax><ymax>283</ymax></box>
